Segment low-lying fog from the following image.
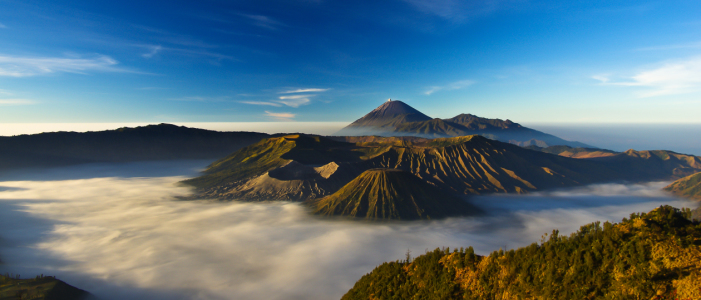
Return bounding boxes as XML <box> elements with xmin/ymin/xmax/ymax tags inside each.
<box><xmin>0</xmin><ymin>161</ymin><xmax>695</xmax><ymax>300</ymax></box>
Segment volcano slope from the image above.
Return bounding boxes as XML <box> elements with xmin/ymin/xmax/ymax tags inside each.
<box><xmin>183</xmin><ymin>134</ymin><xmax>701</xmax><ymax>203</ymax></box>
<box><xmin>308</xmin><ymin>169</ymin><xmax>480</xmax><ymax>220</ymax></box>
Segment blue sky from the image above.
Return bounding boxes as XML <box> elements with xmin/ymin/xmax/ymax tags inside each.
<box><xmin>0</xmin><ymin>0</ymin><xmax>700</xmax><ymax>124</ymax></box>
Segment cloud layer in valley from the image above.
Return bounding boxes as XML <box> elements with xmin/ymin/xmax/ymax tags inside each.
<box><xmin>0</xmin><ymin>162</ymin><xmax>695</xmax><ymax>300</ymax></box>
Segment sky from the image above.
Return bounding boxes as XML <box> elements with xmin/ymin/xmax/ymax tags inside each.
<box><xmin>0</xmin><ymin>0</ymin><xmax>700</xmax><ymax>124</ymax></box>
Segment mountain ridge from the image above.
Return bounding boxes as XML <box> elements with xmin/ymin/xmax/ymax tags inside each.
<box><xmin>307</xmin><ymin>169</ymin><xmax>480</xmax><ymax>220</ymax></box>
<box><xmin>182</xmin><ymin>134</ymin><xmax>701</xmax><ymax>209</ymax></box>
<box><xmin>336</xmin><ymin>100</ymin><xmax>590</xmax><ymax>148</ymax></box>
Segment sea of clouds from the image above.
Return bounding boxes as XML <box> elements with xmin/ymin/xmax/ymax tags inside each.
<box><xmin>0</xmin><ymin>161</ymin><xmax>696</xmax><ymax>300</ymax></box>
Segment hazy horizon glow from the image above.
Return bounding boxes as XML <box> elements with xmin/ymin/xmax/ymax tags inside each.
<box><xmin>0</xmin><ymin>161</ymin><xmax>696</xmax><ymax>300</ymax></box>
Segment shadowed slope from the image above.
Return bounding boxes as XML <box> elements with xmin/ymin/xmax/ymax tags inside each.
<box><xmin>596</xmin><ymin>149</ymin><xmax>701</xmax><ymax>180</ymax></box>
<box><xmin>308</xmin><ymin>169</ymin><xmax>479</xmax><ymax>220</ymax></box>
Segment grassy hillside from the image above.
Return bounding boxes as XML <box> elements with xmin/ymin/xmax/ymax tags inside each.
<box><xmin>0</xmin><ymin>123</ymin><xmax>269</xmax><ymax>170</ymax></box>
<box><xmin>665</xmin><ymin>172</ymin><xmax>701</xmax><ymax>201</ymax></box>
<box><xmin>342</xmin><ymin>206</ymin><xmax>701</xmax><ymax>300</ymax></box>
<box><xmin>0</xmin><ymin>274</ymin><xmax>89</xmax><ymax>300</ymax></box>
<box><xmin>308</xmin><ymin>169</ymin><xmax>479</xmax><ymax>220</ymax></box>
<box><xmin>525</xmin><ymin>145</ymin><xmax>618</xmax><ymax>158</ymax></box>
<box><xmin>182</xmin><ymin>134</ymin><xmax>361</xmax><ymax>190</ymax></box>
<box><xmin>597</xmin><ymin>150</ymin><xmax>701</xmax><ymax>180</ymax></box>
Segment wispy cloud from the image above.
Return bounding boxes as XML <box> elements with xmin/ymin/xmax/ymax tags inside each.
<box><xmin>593</xmin><ymin>57</ymin><xmax>701</xmax><ymax>97</ymax></box>
<box><xmin>636</xmin><ymin>41</ymin><xmax>701</xmax><ymax>51</ymax></box>
<box><xmin>0</xmin><ymin>54</ymin><xmax>128</xmax><ymax>77</ymax></box>
<box><xmin>142</xmin><ymin>45</ymin><xmax>162</xmax><ymax>58</ymax></box>
<box><xmin>239</xmin><ymin>101</ymin><xmax>282</xmax><ymax>107</ymax></box>
<box><xmin>135</xmin><ymin>44</ymin><xmax>234</xmax><ymax>61</ymax></box>
<box><xmin>168</xmin><ymin>96</ymin><xmax>229</xmax><ymax>102</ymax></box>
<box><xmin>265</xmin><ymin>111</ymin><xmax>295</xmax><ymax>120</ymax></box>
<box><xmin>277</xmin><ymin>95</ymin><xmax>311</xmax><ymax>107</ymax></box>
<box><xmin>280</xmin><ymin>88</ymin><xmax>330</xmax><ymax>94</ymax></box>
<box><xmin>403</xmin><ymin>0</ymin><xmax>512</xmax><ymax>22</ymax></box>
<box><xmin>0</xmin><ymin>22</ymin><xmax>6</xmax><ymax>29</ymax></box>
<box><xmin>239</xmin><ymin>14</ymin><xmax>285</xmax><ymax>30</ymax></box>
<box><xmin>424</xmin><ymin>79</ymin><xmax>475</xmax><ymax>95</ymax></box>
<box><xmin>0</xmin><ymin>99</ymin><xmax>36</xmax><ymax>105</ymax></box>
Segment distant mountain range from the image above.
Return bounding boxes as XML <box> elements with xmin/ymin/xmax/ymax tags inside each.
<box><xmin>182</xmin><ymin>133</ymin><xmax>701</xmax><ymax>220</ymax></box>
<box><xmin>336</xmin><ymin>100</ymin><xmax>590</xmax><ymax>148</ymax></box>
<box><xmin>0</xmin><ymin>123</ymin><xmax>270</xmax><ymax>171</ymax></box>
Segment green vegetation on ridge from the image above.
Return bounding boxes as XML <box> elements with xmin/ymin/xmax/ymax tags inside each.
<box><xmin>342</xmin><ymin>206</ymin><xmax>701</xmax><ymax>300</ymax></box>
<box><xmin>0</xmin><ymin>274</ymin><xmax>89</xmax><ymax>300</ymax></box>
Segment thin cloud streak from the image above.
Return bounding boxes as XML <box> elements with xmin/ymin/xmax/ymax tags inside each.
<box><xmin>593</xmin><ymin>56</ymin><xmax>701</xmax><ymax>97</ymax></box>
<box><xmin>0</xmin><ymin>22</ymin><xmax>6</xmax><ymax>29</ymax></box>
<box><xmin>0</xmin><ymin>99</ymin><xmax>36</xmax><ymax>105</ymax></box>
<box><xmin>425</xmin><ymin>79</ymin><xmax>475</xmax><ymax>95</ymax></box>
<box><xmin>0</xmin><ymin>54</ymin><xmax>129</xmax><ymax>77</ymax></box>
<box><xmin>142</xmin><ymin>45</ymin><xmax>163</xmax><ymax>58</ymax></box>
<box><xmin>238</xmin><ymin>14</ymin><xmax>286</xmax><ymax>30</ymax></box>
<box><xmin>635</xmin><ymin>41</ymin><xmax>701</xmax><ymax>51</ymax></box>
<box><xmin>265</xmin><ymin>111</ymin><xmax>295</xmax><ymax>119</ymax></box>
<box><xmin>239</xmin><ymin>101</ymin><xmax>282</xmax><ymax>107</ymax></box>
<box><xmin>277</xmin><ymin>95</ymin><xmax>312</xmax><ymax>107</ymax></box>
<box><xmin>168</xmin><ymin>96</ymin><xmax>229</xmax><ymax>102</ymax></box>
<box><xmin>280</xmin><ymin>88</ymin><xmax>330</xmax><ymax>94</ymax></box>
<box><xmin>403</xmin><ymin>0</ymin><xmax>512</xmax><ymax>22</ymax></box>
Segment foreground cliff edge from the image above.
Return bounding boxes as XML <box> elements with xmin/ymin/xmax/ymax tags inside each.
<box><xmin>0</xmin><ymin>273</ymin><xmax>90</xmax><ymax>300</ymax></box>
<box><xmin>342</xmin><ymin>205</ymin><xmax>701</xmax><ymax>300</ymax></box>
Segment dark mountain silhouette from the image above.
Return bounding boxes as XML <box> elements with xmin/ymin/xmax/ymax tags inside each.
<box><xmin>0</xmin><ymin>123</ymin><xmax>270</xmax><ymax>171</ymax></box>
<box><xmin>307</xmin><ymin>169</ymin><xmax>480</xmax><ymax>220</ymax></box>
<box><xmin>341</xmin><ymin>206</ymin><xmax>701</xmax><ymax>299</ymax></box>
<box><xmin>336</xmin><ymin>100</ymin><xmax>589</xmax><ymax>148</ymax></box>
